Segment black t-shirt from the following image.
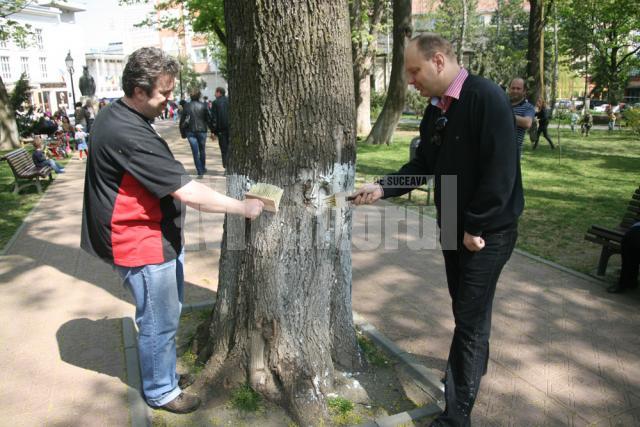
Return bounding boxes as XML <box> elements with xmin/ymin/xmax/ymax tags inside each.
<box><xmin>81</xmin><ymin>99</ymin><xmax>191</xmax><ymax>267</ymax></box>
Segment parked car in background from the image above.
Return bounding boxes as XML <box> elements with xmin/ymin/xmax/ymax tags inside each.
<box><xmin>593</xmin><ymin>103</ymin><xmax>610</xmax><ymax>112</ymax></box>
<box><xmin>554</xmin><ymin>99</ymin><xmax>572</xmax><ymax>109</ymax></box>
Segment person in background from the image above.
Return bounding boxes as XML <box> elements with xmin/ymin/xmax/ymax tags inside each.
<box><xmin>352</xmin><ymin>33</ymin><xmax>523</xmax><ymax>427</ymax></box>
<box><xmin>581</xmin><ymin>111</ymin><xmax>593</xmax><ymax>137</ymax></box>
<box><xmin>570</xmin><ymin>108</ymin><xmax>579</xmax><ymax>132</ymax></box>
<box><xmin>179</xmin><ymin>90</ymin><xmax>214</xmax><ymax>178</ymax></box>
<box><xmin>606</xmin><ymin>106</ymin><xmax>616</xmax><ymax>132</ymax></box>
<box><xmin>74</xmin><ymin>101</ymin><xmax>87</xmax><ymax>129</ymax></box>
<box><xmin>607</xmin><ymin>222</ymin><xmax>640</xmax><ymax>294</ymax></box>
<box><xmin>75</xmin><ymin>124</ymin><xmax>89</xmax><ymax>160</ymax></box>
<box><xmin>32</xmin><ymin>137</ymin><xmax>64</xmax><ymax>174</ymax></box>
<box><xmin>508</xmin><ymin>77</ymin><xmax>535</xmax><ymax>158</ymax></box>
<box><xmin>83</xmin><ymin>100</ymin><xmax>96</xmax><ymax>133</ymax></box>
<box><xmin>210</xmin><ymin>87</ymin><xmax>230</xmax><ymax>169</ymax></box>
<box><xmin>533</xmin><ymin>98</ymin><xmax>555</xmax><ymax>150</ymax></box>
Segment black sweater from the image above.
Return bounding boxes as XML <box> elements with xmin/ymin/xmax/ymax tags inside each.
<box><xmin>379</xmin><ymin>74</ymin><xmax>524</xmax><ymax>239</ymax></box>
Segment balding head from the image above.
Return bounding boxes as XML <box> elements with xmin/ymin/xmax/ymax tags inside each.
<box><xmin>405</xmin><ymin>33</ymin><xmax>461</xmax><ymax>98</ymax></box>
<box><xmin>410</xmin><ymin>33</ymin><xmax>457</xmax><ymax>62</ymax></box>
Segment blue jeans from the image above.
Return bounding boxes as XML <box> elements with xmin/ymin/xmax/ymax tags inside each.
<box><xmin>433</xmin><ymin>227</ymin><xmax>518</xmax><ymax>427</ymax></box>
<box><xmin>186</xmin><ymin>131</ymin><xmax>207</xmax><ymax>175</ymax></box>
<box><xmin>47</xmin><ymin>159</ymin><xmax>64</xmax><ymax>173</ymax></box>
<box><xmin>115</xmin><ymin>253</ymin><xmax>185</xmax><ymax>406</ymax></box>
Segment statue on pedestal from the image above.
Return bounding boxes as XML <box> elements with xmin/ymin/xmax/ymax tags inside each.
<box><xmin>79</xmin><ymin>66</ymin><xmax>96</xmax><ymax>98</ymax></box>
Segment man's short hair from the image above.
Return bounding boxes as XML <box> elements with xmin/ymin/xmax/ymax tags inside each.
<box><xmin>190</xmin><ymin>90</ymin><xmax>201</xmax><ymax>101</ymax></box>
<box><xmin>216</xmin><ymin>87</ymin><xmax>226</xmax><ymax>96</ymax></box>
<box><xmin>510</xmin><ymin>77</ymin><xmax>526</xmax><ymax>89</ymax></box>
<box><xmin>410</xmin><ymin>33</ymin><xmax>456</xmax><ymax>61</ymax></box>
<box><xmin>122</xmin><ymin>47</ymin><xmax>179</xmax><ymax>97</ymax></box>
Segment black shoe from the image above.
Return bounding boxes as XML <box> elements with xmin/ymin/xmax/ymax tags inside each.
<box><xmin>178</xmin><ymin>373</ymin><xmax>195</xmax><ymax>390</ymax></box>
<box><xmin>607</xmin><ymin>283</ymin><xmax>626</xmax><ymax>293</ymax></box>
<box><xmin>155</xmin><ymin>392</ymin><xmax>201</xmax><ymax>414</ymax></box>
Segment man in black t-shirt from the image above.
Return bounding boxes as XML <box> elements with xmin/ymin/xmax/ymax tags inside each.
<box><xmin>81</xmin><ymin>47</ymin><xmax>264</xmax><ymax>414</ymax></box>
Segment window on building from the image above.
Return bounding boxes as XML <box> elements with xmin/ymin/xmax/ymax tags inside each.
<box><xmin>20</xmin><ymin>57</ymin><xmax>29</xmax><ymax>78</ymax></box>
<box><xmin>0</xmin><ymin>56</ymin><xmax>10</xmax><ymax>80</ymax></box>
<box><xmin>40</xmin><ymin>57</ymin><xmax>47</xmax><ymax>79</ymax></box>
<box><xmin>0</xmin><ymin>39</ymin><xmax>7</xmax><ymax>49</ymax></box>
<box><xmin>36</xmin><ymin>29</ymin><xmax>44</xmax><ymax>50</ymax></box>
<box><xmin>193</xmin><ymin>47</ymin><xmax>207</xmax><ymax>63</ymax></box>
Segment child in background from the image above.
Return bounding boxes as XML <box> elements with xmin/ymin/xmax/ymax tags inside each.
<box><xmin>570</xmin><ymin>109</ymin><xmax>579</xmax><ymax>132</ymax></box>
<box><xmin>32</xmin><ymin>137</ymin><xmax>64</xmax><ymax>174</ymax></box>
<box><xmin>75</xmin><ymin>124</ymin><xmax>88</xmax><ymax>159</ymax></box>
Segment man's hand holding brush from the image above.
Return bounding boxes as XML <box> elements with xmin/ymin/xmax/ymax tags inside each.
<box><xmin>350</xmin><ymin>183</ymin><xmax>384</xmax><ymax>205</ymax></box>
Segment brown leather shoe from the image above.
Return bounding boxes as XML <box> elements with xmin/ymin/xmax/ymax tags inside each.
<box><xmin>178</xmin><ymin>373</ymin><xmax>195</xmax><ymax>390</ymax></box>
<box><xmin>156</xmin><ymin>392</ymin><xmax>201</xmax><ymax>414</ymax></box>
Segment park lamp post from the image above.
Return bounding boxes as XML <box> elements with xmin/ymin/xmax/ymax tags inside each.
<box><xmin>65</xmin><ymin>50</ymin><xmax>77</xmax><ymax>108</ymax></box>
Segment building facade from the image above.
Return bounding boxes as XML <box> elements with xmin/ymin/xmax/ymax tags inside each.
<box><xmin>1</xmin><ymin>1</ymin><xmax>86</xmax><ymax>113</ymax></box>
<box><xmin>85</xmin><ymin>44</ymin><xmax>126</xmax><ymax>100</ymax></box>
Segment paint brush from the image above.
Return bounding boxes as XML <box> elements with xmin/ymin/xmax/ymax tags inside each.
<box><xmin>323</xmin><ymin>192</ymin><xmax>357</xmax><ymax>209</ymax></box>
<box><xmin>245</xmin><ymin>183</ymin><xmax>284</xmax><ymax>213</ymax></box>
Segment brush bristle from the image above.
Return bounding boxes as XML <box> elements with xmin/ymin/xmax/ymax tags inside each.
<box><xmin>245</xmin><ymin>183</ymin><xmax>284</xmax><ymax>212</ymax></box>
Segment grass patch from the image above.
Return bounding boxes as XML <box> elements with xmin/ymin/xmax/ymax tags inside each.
<box><xmin>230</xmin><ymin>384</ymin><xmax>262</xmax><ymax>412</ymax></box>
<box><xmin>0</xmin><ymin>146</ymin><xmax>70</xmax><ymax>250</ymax></box>
<box><xmin>356</xmin><ymin>127</ymin><xmax>640</xmax><ymax>274</ymax></box>
<box><xmin>357</xmin><ymin>333</ymin><xmax>390</xmax><ymax>367</ymax></box>
<box><xmin>327</xmin><ymin>396</ymin><xmax>361</xmax><ymax>426</ymax></box>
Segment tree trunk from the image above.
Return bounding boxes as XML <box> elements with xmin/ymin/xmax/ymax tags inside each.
<box><xmin>195</xmin><ymin>1</ymin><xmax>361</xmax><ymax>425</ymax></box>
<box><xmin>550</xmin><ymin>1</ymin><xmax>558</xmax><ymax>116</ymax></box>
<box><xmin>355</xmin><ymin>59</ymin><xmax>373</xmax><ymax>135</ymax></box>
<box><xmin>457</xmin><ymin>0</ymin><xmax>468</xmax><ymax>64</ymax></box>
<box><xmin>351</xmin><ymin>0</ymin><xmax>385</xmax><ymax>136</ymax></box>
<box><xmin>527</xmin><ymin>0</ymin><xmax>544</xmax><ymax>105</ymax></box>
<box><xmin>365</xmin><ymin>0</ymin><xmax>412</xmax><ymax>145</ymax></box>
<box><xmin>0</xmin><ymin>77</ymin><xmax>20</xmax><ymax>150</ymax></box>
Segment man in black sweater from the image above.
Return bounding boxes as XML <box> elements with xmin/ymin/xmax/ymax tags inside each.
<box><xmin>352</xmin><ymin>33</ymin><xmax>524</xmax><ymax>426</ymax></box>
<box><xmin>209</xmin><ymin>87</ymin><xmax>230</xmax><ymax>169</ymax></box>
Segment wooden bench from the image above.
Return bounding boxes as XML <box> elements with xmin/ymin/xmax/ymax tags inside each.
<box><xmin>0</xmin><ymin>148</ymin><xmax>53</xmax><ymax>194</ymax></box>
<box><xmin>585</xmin><ymin>187</ymin><xmax>640</xmax><ymax>275</ymax></box>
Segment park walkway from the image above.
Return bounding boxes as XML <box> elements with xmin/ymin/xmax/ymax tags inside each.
<box><xmin>0</xmin><ymin>120</ymin><xmax>638</xmax><ymax>426</ymax></box>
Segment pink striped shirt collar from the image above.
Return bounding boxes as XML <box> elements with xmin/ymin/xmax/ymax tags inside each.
<box><xmin>431</xmin><ymin>67</ymin><xmax>469</xmax><ymax>112</ymax></box>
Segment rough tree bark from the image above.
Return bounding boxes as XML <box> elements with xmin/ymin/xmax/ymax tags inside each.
<box><xmin>351</xmin><ymin>0</ymin><xmax>385</xmax><ymax>136</ymax></box>
<box><xmin>194</xmin><ymin>1</ymin><xmax>362</xmax><ymax>425</ymax></box>
<box><xmin>549</xmin><ymin>0</ymin><xmax>558</xmax><ymax>116</ymax></box>
<box><xmin>527</xmin><ymin>0</ymin><xmax>545</xmax><ymax>105</ymax></box>
<box><xmin>0</xmin><ymin>77</ymin><xmax>20</xmax><ymax>150</ymax></box>
<box><xmin>365</xmin><ymin>0</ymin><xmax>411</xmax><ymax>145</ymax></box>
<box><xmin>457</xmin><ymin>0</ymin><xmax>468</xmax><ymax>64</ymax></box>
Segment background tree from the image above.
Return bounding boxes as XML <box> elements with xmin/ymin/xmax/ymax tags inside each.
<box><xmin>433</xmin><ymin>0</ymin><xmax>481</xmax><ymax>65</ymax></box>
<box><xmin>175</xmin><ymin>55</ymin><xmax>206</xmax><ymax>98</ymax></box>
<box><xmin>365</xmin><ymin>0</ymin><xmax>412</xmax><ymax>145</ymax></box>
<box><xmin>527</xmin><ymin>0</ymin><xmax>547</xmax><ymax>105</ymax></box>
<box><xmin>476</xmin><ymin>0</ymin><xmax>529</xmax><ymax>86</ymax></box>
<box><xmin>191</xmin><ymin>1</ymin><xmax>361</xmax><ymax>424</ymax></box>
<box><xmin>0</xmin><ymin>1</ymin><xmax>35</xmax><ymax>149</ymax></box>
<box><xmin>558</xmin><ymin>0</ymin><xmax>640</xmax><ymax>104</ymax></box>
<box><xmin>350</xmin><ymin>0</ymin><xmax>387</xmax><ymax>135</ymax></box>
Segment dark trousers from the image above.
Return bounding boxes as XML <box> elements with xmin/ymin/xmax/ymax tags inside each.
<box><xmin>217</xmin><ymin>130</ymin><xmax>229</xmax><ymax>169</ymax></box>
<box><xmin>186</xmin><ymin>131</ymin><xmax>207</xmax><ymax>175</ymax></box>
<box><xmin>619</xmin><ymin>225</ymin><xmax>640</xmax><ymax>289</ymax></box>
<box><xmin>432</xmin><ymin>227</ymin><xmax>518</xmax><ymax>427</ymax></box>
<box><xmin>533</xmin><ymin>124</ymin><xmax>554</xmax><ymax>149</ymax></box>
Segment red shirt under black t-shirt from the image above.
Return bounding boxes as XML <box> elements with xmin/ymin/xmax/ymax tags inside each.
<box><xmin>81</xmin><ymin>99</ymin><xmax>191</xmax><ymax>267</ymax></box>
